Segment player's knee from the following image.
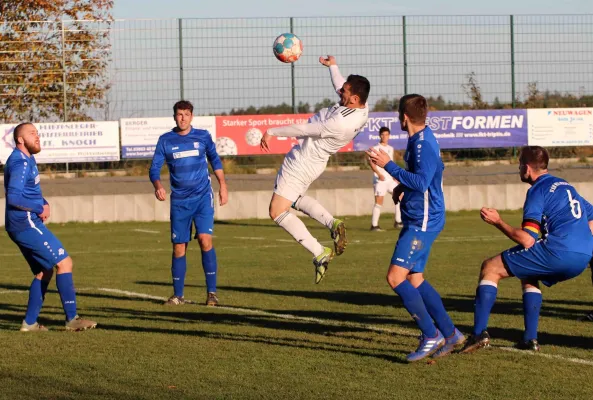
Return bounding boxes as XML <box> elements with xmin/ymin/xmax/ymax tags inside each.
<box><xmin>173</xmin><ymin>244</ymin><xmax>186</xmax><ymax>258</ymax></box>
<box><xmin>197</xmin><ymin>234</ymin><xmax>213</xmax><ymax>251</ymax></box>
<box><xmin>55</xmin><ymin>256</ymin><xmax>73</xmax><ymax>273</ymax></box>
<box><xmin>386</xmin><ymin>266</ymin><xmax>406</xmax><ymax>289</ymax></box>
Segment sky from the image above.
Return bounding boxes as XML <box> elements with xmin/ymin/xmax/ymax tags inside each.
<box><xmin>113</xmin><ymin>0</ymin><xmax>593</xmax><ymax>19</ymax></box>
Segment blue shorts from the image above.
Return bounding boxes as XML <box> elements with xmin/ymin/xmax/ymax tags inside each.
<box><xmin>502</xmin><ymin>241</ymin><xmax>590</xmax><ymax>287</ymax></box>
<box><xmin>170</xmin><ymin>191</ymin><xmax>215</xmax><ymax>244</ymax></box>
<box><xmin>8</xmin><ymin>224</ymin><xmax>69</xmax><ymax>275</ymax></box>
<box><xmin>391</xmin><ymin>227</ymin><xmax>440</xmax><ymax>273</ymax></box>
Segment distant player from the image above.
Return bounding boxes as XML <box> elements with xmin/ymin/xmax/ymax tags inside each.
<box><xmin>260</xmin><ymin>55</ymin><xmax>369</xmax><ymax>284</ymax></box>
<box><xmin>4</xmin><ymin>123</ymin><xmax>96</xmax><ymax>332</ymax></box>
<box><xmin>457</xmin><ymin>146</ymin><xmax>593</xmax><ymax>354</ymax></box>
<box><xmin>368</xmin><ymin>126</ymin><xmax>403</xmax><ymax>231</ymax></box>
<box><xmin>367</xmin><ymin>94</ymin><xmax>464</xmax><ymax>362</ymax></box>
<box><xmin>149</xmin><ymin>100</ymin><xmax>228</xmax><ymax>306</ymax></box>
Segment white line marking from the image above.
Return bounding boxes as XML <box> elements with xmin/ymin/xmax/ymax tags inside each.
<box><xmin>1</xmin><ymin>286</ymin><xmax>592</xmax><ymax>366</ymax></box>
<box><xmin>0</xmin><ymin>290</ymin><xmax>28</xmax><ymax>295</ymax></box>
<box><xmin>133</xmin><ymin>229</ymin><xmax>160</xmax><ymax>234</ymax></box>
<box><xmin>498</xmin><ymin>346</ymin><xmax>593</xmax><ymax>366</ymax></box>
<box><xmin>234</xmin><ymin>236</ymin><xmax>265</xmax><ymax>240</ymax></box>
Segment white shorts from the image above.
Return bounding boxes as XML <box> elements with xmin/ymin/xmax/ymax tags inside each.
<box><xmin>374</xmin><ymin>179</ymin><xmax>397</xmax><ymax>197</ymax></box>
<box><xmin>274</xmin><ymin>170</ymin><xmax>311</xmax><ymax>203</ymax></box>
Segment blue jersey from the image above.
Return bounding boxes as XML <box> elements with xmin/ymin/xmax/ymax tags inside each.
<box><xmin>384</xmin><ymin>127</ymin><xmax>445</xmax><ymax>232</ymax></box>
<box><xmin>521</xmin><ymin>174</ymin><xmax>593</xmax><ymax>256</ymax></box>
<box><xmin>149</xmin><ymin>128</ymin><xmax>223</xmax><ymax>201</ymax></box>
<box><xmin>3</xmin><ymin>149</ymin><xmax>47</xmax><ymax>233</ymax></box>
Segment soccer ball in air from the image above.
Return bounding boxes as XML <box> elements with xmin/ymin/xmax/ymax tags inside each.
<box><xmin>245</xmin><ymin>128</ymin><xmax>263</xmax><ymax>146</ymax></box>
<box><xmin>273</xmin><ymin>33</ymin><xmax>303</xmax><ymax>63</ymax></box>
<box><xmin>216</xmin><ymin>137</ymin><xmax>238</xmax><ymax>156</ymax></box>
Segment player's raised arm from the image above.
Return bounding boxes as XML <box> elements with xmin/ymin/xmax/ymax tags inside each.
<box><xmin>6</xmin><ymin>159</ymin><xmax>44</xmax><ymax>214</ymax></box>
<box><xmin>319</xmin><ymin>55</ymin><xmax>346</xmax><ymax>95</ymax></box>
<box><xmin>149</xmin><ymin>137</ymin><xmax>167</xmax><ymax>201</ymax></box>
<box><xmin>205</xmin><ymin>134</ymin><xmax>228</xmax><ymax>206</ymax></box>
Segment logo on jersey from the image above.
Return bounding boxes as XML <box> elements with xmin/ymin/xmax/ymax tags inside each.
<box><xmin>34</xmin><ymin>175</ymin><xmax>40</xmax><ymax>184</ymax></box>
<box><xmin>173</xmin><ymin>150</ymin><xmax>199</xmax><ymax>159</ymax></box>
<box><xmin>172</xmin><ymin>146</ymin><xmax>179</xmax><ymax>150</ymax></box>
<box><xmin>194</xmin><ymin>142</ymin><xmax>200</xmax><ymax>149</ymax></box>
<box><xmin>58</xmin><ymin>248</ymin><xmax>64</xmax><ymax>256</ymax></box>
<box><xmin>172</xmin><ymin>233</ymin><xmax>176</xmax><ymax>239</ymax></box>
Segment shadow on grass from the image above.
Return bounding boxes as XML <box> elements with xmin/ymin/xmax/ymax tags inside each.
<box><xmin>96</xmin><ymin>320</ymin><xmax>409</xmax><ymax>364</ymax></box>
<box><xmin>133</xmin><ymin>281</ymin><xmax>593</xmax><ymax>322</ymax></box>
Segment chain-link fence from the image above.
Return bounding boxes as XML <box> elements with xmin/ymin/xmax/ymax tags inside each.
<box><xmin>2</xmin><ymin>15</ymin><xmax>593</xmax><ymax>122</ymax></box>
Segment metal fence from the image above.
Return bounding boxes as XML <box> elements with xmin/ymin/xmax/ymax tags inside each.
<box><xmin>1</xmin><ymin>15</ymin><xmax>593</xmax><ymax>122</ymax></box>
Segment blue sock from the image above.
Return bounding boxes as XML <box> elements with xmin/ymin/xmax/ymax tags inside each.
<box><xmin>523</xmin><ymin>290</ymin><xmax>542</xmax><ymax>341</ymax></box>
<box><xmin>417</xmin><ymin>280</ymin><xmax>455</xmax><ymax>338</ymax></box>
<box><xmin>172</xmin><ymin>255</ymin><xmax>187</xmax><ymax>297</ymax></box>
<box><xmin>202</xmin><ymin>248</ymin><xmax>217</xmax><ymax>293</ymax></box>
<box><xmin>24</xmin><ymin>278</ymin><xmax>44</xmax><ymax>325</ymax></box>
<box><xmin>40</xmin><ymin>279</ymin><xmax>50</xmax><ymax>300</ymax></box>
<box><xmin>394</xmin><ymin>280</ymin><xmax>438</xmax><ymax>338</ymax></box>
<box><xmin>474</xmin><ymin>281</ymin><xmax>498</xmax><ymax>336</ymax></box>
<box><xmin>56</xmin><ymin>273</ymin><xmax>77</xmax><ymax>321</ymax></box>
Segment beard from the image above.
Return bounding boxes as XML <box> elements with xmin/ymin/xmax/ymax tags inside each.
<box><xmin>26</xmin><ymin>142</ymin><xmax>41</xmax><ymax>155</ymax></box>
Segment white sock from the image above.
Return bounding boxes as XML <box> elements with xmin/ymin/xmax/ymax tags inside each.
<box><xmin>394</xmin><ymin>203</ymin><xmax>402</xmax><ymax>224</ymax></box>
<box><xmin>479</xmin><ymin>280</ymin><xmax>498</xmax><ymax>288</ymax></box>
<box><xmin>274</xmin><ymin>211</ymin><xmax>325</xmax><ymax>257</ymax></box>
<box><xmin>371</xmin><ymin>204</ymin><xmax>382</xmax><ymax>227</ymax></box>
<box><xmin>294</xmin><ymin>196</ymin><xmax>334</xmax><ymax>229</ymax></box>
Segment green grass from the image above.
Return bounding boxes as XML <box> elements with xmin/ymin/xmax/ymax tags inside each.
<box><xmin>1</xmin><ymin>211</ymin><xmax>593</xmax><ymax>399</ymax></box>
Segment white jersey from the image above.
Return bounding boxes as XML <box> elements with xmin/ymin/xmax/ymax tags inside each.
<box><xmin>268</xmin><ymin>65</ymin><xmax>369</xmax><ymax>187</ymax></box>
<box><xmin>372</xmin><ymin>143</ymin><xmax>394</xmax><ymax>184</ymax></box>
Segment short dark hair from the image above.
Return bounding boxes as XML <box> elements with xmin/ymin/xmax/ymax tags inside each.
<box><xmin>173</xmin><ymin>100</ymin><xmax>194</xmax><ymax>114</ymax></box>
<box><xmin>520</xmin><ymin>146</ymin><xmax>549</xmax><ymax>171</ymax></box>
<box><xmin>13</xmin><ymin>122</ymin><xmax>33</xmax><ymax>144</ymax></box>
<box><xmin>379</xmin><ymin>127</ymin><xmax>390</xmax><ymax>134</ymax></box>
<box><xmin>398</xmin><ymin>94</ymin><xmax>428</xmax><ymax>125</ymax></box>
<box><xmin>346</xmin><ymin>75</ymin><xmax>370</xmax><ymax>105</ymax></box>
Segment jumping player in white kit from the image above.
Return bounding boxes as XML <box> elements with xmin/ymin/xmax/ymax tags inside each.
<box><xmin>260</xmin><ymin>55</ymin><xmax>370</xmax><ymax>284</ymax></box>
<box><xmin>369</xmin><ymin>126</ymin><xmax>403</xmax><ymax>231</ymax></box>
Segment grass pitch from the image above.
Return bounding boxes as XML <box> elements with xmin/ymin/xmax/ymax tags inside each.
<box><xmin>1</xmin><ymin>211</ymin><xmax>592</xmax><ymax>399</ymax></box>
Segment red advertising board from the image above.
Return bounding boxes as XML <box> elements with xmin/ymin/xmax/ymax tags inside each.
<box><xmin>214</xmin><ymin>114</ymin><xmax>354</xmax><ymax>156</ymax></box>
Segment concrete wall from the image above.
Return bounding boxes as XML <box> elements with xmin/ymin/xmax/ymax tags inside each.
<box><xmin>5</xmin><ymin>181</ymin><xmax>583</xmax><ymax>227</ymax></box>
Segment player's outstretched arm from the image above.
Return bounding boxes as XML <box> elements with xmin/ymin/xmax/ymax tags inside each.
<box><xmin>149</xmin><ymin>137</ymin><xmax>167</xmax><ymax>201</ymax></box>
<box><xmin>5</xmin><ymin>159</ymin><xmax>45</xmax><ymax>214</ymax></box>
<box><xmin>367</xmin><ymin>147</ymin><xmax>437</xmax><ymax>193</ymax></box>
<box><xmin>319</xmin><ymin>55</ymin><xmax>346</xmax><ymax>95</ymax></box>
<box><xmin>480</xmin><ymin>207</ymin><xmax>536</xmax><ymax>248</ymax></box>
<box><xmin>206</xmin><ymin>134</ymin><xmax>228</xmax><ymax>206</ymax></box>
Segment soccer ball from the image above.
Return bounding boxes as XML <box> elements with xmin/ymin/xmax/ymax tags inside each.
<box><xmin>215</xmin><ymin>137</ymin><xmax>238</xmax><ymax>156</ymax></box>
<box><xmin>245</xmin><ymin>128</ymin><xmax>263</xmax><ymax>146</ymax></box>
<box><xmin>273</xmin><ymin>33</ymin><xmax>303</xmax><ymax>63</ymax></box>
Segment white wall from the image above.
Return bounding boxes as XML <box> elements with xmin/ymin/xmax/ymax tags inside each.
<box><xmin>6</xmin><ymin>181</ymin><xmax>588</xmax><ymax>226</ymax></box>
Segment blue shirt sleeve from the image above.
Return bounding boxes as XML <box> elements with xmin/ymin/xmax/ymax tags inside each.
<box><xmin>206</xmin><ymin>133</ymin><xmax>223</xmax><ymax>171</ymax></box>
<box><xmin>522</xmin><ymin>186</ymin><xmax>544</xmax><ymax>239</ymax></box>
<box><xmin>384</xmin><ymin>144</ymin><xmax>437</xmax><ymax>193</ymax></box>
<box><xmin>149</xmin><ymin>137</ymin><xmax>166</xmax><ymax>183</ymax></box>
<box><xmin>6</xmin><ymin>159</ymin><xmax>44</xmax><ymax>214</ymax></box>
<box><xmin>581</xmin><ymin>196</ymin><xmax>593</xmax><ymax>222</ymax></box>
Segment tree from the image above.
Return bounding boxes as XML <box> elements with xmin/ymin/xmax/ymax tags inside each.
<box><xmin>0</xmin><ymin>1</ymin><xmax>113</xmax><ymax>123</ymax></box>
<box><xmin>462</xmin><ymin>72</ymin><xmax>488</xmax><ymax>110</ymax></box>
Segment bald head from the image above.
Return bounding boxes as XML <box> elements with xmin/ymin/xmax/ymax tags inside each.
<box><xmin>13</xmin><ymin>122</ymin><xmax>34</xmax><ymax>145</ymax></box>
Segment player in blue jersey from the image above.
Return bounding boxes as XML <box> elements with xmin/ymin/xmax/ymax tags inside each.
<box><xmin>4</xmin><ymin>123</ymin><xmax>97</xmax><ymax>332</ymax></box>
<box><xmin>458</xmin><ymin>146</ymin><xmax>593</xmax><ymax>354</ymax></box>
<box><xmin>367</xmin><ymin>94</ymin><xmax>464</xmax><ymax>362</ymax></box>
<box><xmin>149</xmin><ymin>100</ymin><xmax>228</xmax><ymax>306</ymax></box>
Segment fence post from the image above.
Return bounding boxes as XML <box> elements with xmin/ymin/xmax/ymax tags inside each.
<box><xmin>61</xmin><ymin>20</ymin><xmax>69</xmax><ymax>174</ymax></box>
<box><xmin>510</xmin><ymin>15</ymin><xmax>516</xmax><ymax>108</ymax></box>
<box><xmin>178</xmin><ymin>18</ymin><xmax>185</xmax><ymax>100</ymax></box>
<box><xmin>510</xmin><ymin>15</ymin><xmax>517</xmax><ymax>158</ymax></box>
<box><xmin>402</xmin><ymin>15</ymin><xmax>408</xmax><ymax>95</ymax></box>
<box><xmin>290</xmin><ymin>17</ymin><xmax>296</xmax><ymax>113</ymax></box>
